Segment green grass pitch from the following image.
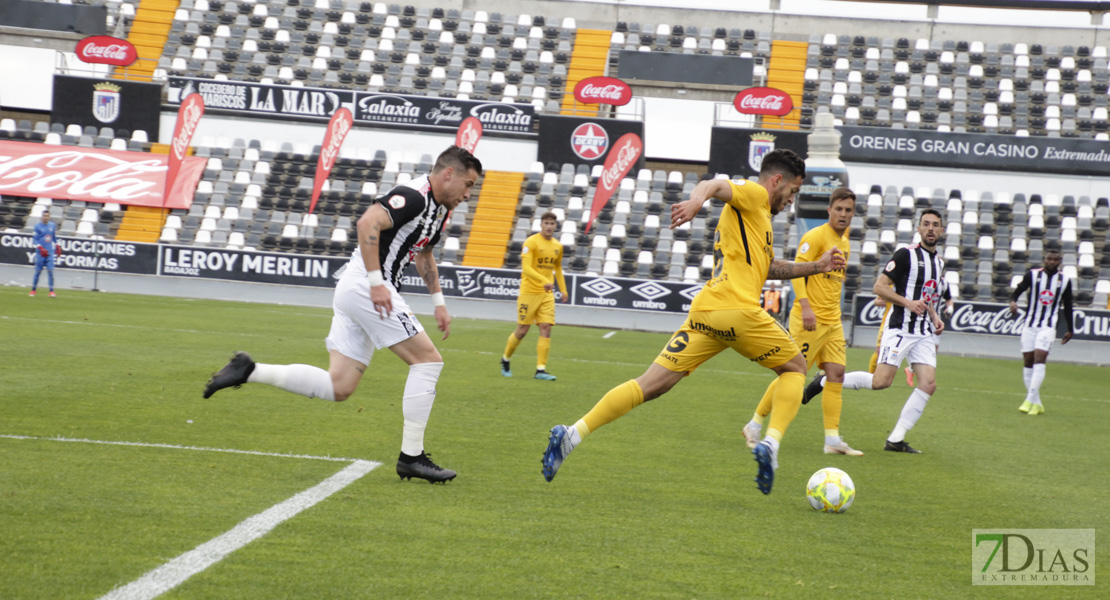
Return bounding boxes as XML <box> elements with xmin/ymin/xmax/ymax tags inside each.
<box><xmin>1</xmin><ymin>286</ymin><xmax>1105</xmax><ymax>599</ymax></box>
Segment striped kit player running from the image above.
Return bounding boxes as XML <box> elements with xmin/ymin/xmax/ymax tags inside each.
<box><xmin>806</xmin><ymin>209</ymin><xmax>946</xmax><ymax>454</ymax></box>
<box><xmin>204</xmin><ymin>146</ymin><xmax>482</xmax><ymax>483</ymax></box>
<box><xmin>1009</xmin><ymin>247</ymin><xmax>1074</xmax><ymax>415</ymax></box>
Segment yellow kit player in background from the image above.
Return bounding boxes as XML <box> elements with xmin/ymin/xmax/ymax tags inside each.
<box><xmin>742</xmin><ymin>187</ymin><xmax>863</xmax><ymax>456</ymax></box>
<box><xmin>541</xmin><ymin>149</ymin><xmax>846</xmax><ymax>495</ymax></box>
<box><xmin>501</xmin><ymin>212</ymin><xmax>568</xmax><ymax>380</ymax></box>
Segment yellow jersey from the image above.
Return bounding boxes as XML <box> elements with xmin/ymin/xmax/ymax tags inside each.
<box><xmin>791</xmin><ymin>223</ymin><xmax>850</xmax><ymax>325</ymax></box>
<box><xmin>519</xmin><ymin>232</ymin><xmax>567</xmax><ymax>295</ymax></box>
<box><xmin>691</xmin><ymin>180</ymin><xmax>774</xmax><ymax>312</ymax></box>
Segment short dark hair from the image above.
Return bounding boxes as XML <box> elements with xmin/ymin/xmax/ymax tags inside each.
<box><xmin>829</xmin><ymin>187</ymin><xmax>856</xmax><ymax>205</ymax></box>
<box><xmin>759</xmin><ymin>148</ymin><xmax>806</xmax><ymax>180</ymax></box>
<box><xmin>1044</xmin><ymin>245</ymin><xmax>1062</xmax><ymax>255</ymax></box>
<box><xmin>433</xmin><ymin>145</ymin><xmax>483</xmax><ymax>176</ymax></box>
<box><xmin>919</xmin><ymin>208</ymin><xmax>943</xmax><ymax>224</ymax></box>
<box><xmin>540</xmin><ymin>211</ymin><xmax>559</xmax><ymax>223</ymax></box>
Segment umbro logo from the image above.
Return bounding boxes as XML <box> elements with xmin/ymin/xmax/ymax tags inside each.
<box><xmin>630</xmin><ymin>281</ymin><xmax>670</xmax><ymax>301</ymax></box>
<box><xmin>581</xmin><ymin>278</ymin><xmax>621</xmax><ymax>296</ymax></box>
<box><xmin>678</xmin><ymin>285</ymin><xmax>703</xmax><ymax>302</ymax></box>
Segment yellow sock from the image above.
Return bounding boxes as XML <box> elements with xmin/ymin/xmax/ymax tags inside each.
<box><xmin>581</xmin><ymin>379</ymin><xmax>644</xmax><ymax>434</ymax></box>
<box><xmin>766</xmin><ymin>372</ymin><xmax>805</xmax><ymax>439</ymax></box>
<box><xmin>503</xmin><ymin>332</ymin><xmax>522</xmax><ymax>361</ymax></box>
<box><xmin>822</xmin><ymin>381</ymin><xmax>843</xmax><ymax>432</ymax></box>
<box><xmin>537</xmin><ymin>336</ymin><xmax>551</xmax><ymax>370</ymax></box>
<box><xmin>868</xmin><ymin>352</ymin><xmax>878</xmax><ymax>374</ymax></box>
<box><xmin>754</xmin><ymin>378</ymin><xmax>777</xmax><ymax>419</ymax></box>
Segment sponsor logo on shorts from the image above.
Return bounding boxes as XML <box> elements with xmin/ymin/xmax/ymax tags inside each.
<box><xmin>754</xmin><ymin>346</ymin><xmax>781</xmax><ymax>362</ymax></box>
<box><xmin>689</xmin><ymin>320</ymin><xmax>737</xmax><ymax>342</ymax></box>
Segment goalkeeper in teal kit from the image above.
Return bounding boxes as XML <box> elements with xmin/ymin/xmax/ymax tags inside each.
<box><xmin>30</xmin><ymin>212</ymin><xmax>61</xmax><ymax>297</ymax></box>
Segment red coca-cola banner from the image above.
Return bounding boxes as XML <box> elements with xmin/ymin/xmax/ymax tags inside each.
<box><xmin>574</xmin><ymin>76</ymin><xmax>633</xmax><ymax>106</ymax></box>
<box><xmin>310</xmin><ymin>107</ymin><xmax>354</xmax><ymax>215</ymax></box>
<box><xmin>733</xmin><ymin>87</ymin><xmax>794</xmax><ymax>117</ymax></box>
<box><xmin>455</xmin><ymin>116</ymin><xmax>482</xmax><ymax>153</ymax></box>
<box><xmin>585</xmin><ymin>133</ymin><xmax>642</xmax><ymax>233</ymax></box>
<box><xmin>75</xmin><ymin>35</ymin><xmax>139</xmax><ymax>67</ymax></box>
<box><xmin>0</xmin><ymin>140</ymin><xmax>206</xmax><ymax>209</ymax></box>
<box><xmin>165</xmin><ymin>93</ymin><xmax>205</xmax><ymax>208</ymax></box>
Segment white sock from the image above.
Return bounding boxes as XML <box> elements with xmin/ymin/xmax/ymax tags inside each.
<box><xmin>400</xmin><ymin>362</ymin><xmax>443</xmax><ymax>456</ymax></box>
<box><xmin>1027</xmin><ymin>363</ymin><xmax>1046</xmax><ymax>406</ymax></box>
<box><xmin>746</xmin><ymin>419</ymin><xmax>762</xmax><ymax>433</ymax></box>
<box><xmin>1022</xmin><ymin>367</ymin><xmax>1033</xmax><ymax>392</ymax></box>
<box><xmin>761</xmin><ymin>436</ymin><xmax>780</xmax><ymax>454</ymax></box>
<box><xmin>825</xmin><ymin>435</ymin><xmax>842</xmax><ymax>447</ymax></box>
<box><xmin>888</xmin><ymin>388</ymin><xmax>931</xmax><ymax>442</ymax></box>
<box><xmin>843</xmin><ymin>371</ymin><xmax>874</xmax><ymax>390</ymax></box>
<box><xmin>566</xmin><ymin>425</ymin><xmax>582</xmax><ymax>447</ymax></box>
<box><xmin>248</xmin><ymin>363</ymin><xmax>335</xmax><ymax>401</ymax></box>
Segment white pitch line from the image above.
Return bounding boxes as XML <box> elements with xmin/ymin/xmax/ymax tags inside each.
<box><xmin>97</xmin><ymin>459</ymin><xmax>378</xmax><ymax>600</ymax></box>
<box><xmin>602</xmin><ymin>331</ymin><xmax>617</xmax><ymax>339</ymax></box>
<box><xmin>0</xmin><ymin>435</ymin><xmax>362</xmax><ymax>463</ymax></box>
<box><xmin>0</xmin><ymin>315</ymin><xmax>274</xmax><ymax>338</ymax></box>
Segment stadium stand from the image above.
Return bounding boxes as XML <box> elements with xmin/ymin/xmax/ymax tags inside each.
<box><xmin>802</xmin><ymin>34</ymin><xmax>1110</xmax><ymax>138</ymax></box>
<box><xmin>159</xmin><ymin>2</ymin><xmax>575</xmax><ymax>112</ymax></box>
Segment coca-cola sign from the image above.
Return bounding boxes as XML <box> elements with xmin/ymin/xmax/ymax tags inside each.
<box><xmin>852</xmin><ymin>294</ymin><xmax>1110</xmax><ymax>342</ymax></box>
<box><xmin>573</xmin><ymin>76</ymin><xmax>633</xmax><ymax>106</ymax></box>
<box><xmin>76</xmin><ymin>36</ymin><xmax>138</xmax><ymax>67</ymax></box>
<box><xmin>0</xmin><ymin>140</ymin><xmax>206</xmax><ymax>209</ymax></box>
<box><xmin>309</xmin><ymin>107</ymin><xmax>354</xmax><ymax>214</ymax></box>
<box><xmin>164</xmin><ymin>93</ymin><xmax>205</xmax><ymax>209</ymax></box>
<box><xmin>170</xmin><ymin>94</ymin><xmax>204</xmax><ymax>162</ymax></box>
<box><xmin>455</xmin><ymin>116</ymin><xmax>482</xmax><ymax>153</ymax></box>
<box><xmin>733</xmin><ymin>87</ymin><xmax>794</xmax><ymax>117</ymax></box>
<box><xmin>586</xmin><ymin>133</ymin><xmax>643</xmax><ymax>233</ymax></box>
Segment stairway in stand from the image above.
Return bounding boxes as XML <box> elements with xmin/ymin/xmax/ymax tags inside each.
<box><xmin>462</xmin><ymin>171</ymin><xmax>525</xmax><ymax>267</ymax></box>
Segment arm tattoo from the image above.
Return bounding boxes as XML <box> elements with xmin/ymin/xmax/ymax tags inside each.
<box><xmin>766</xmin><ymin>259</ymin><xmax>822</xmax><ymax>280</ymax></box>
<box><xmin>362</xmin><ymin>223</ymin><xmax>379</xmax><ymax>247</ymax></box>
<box><xmin>416</xmin><ymin>253</ymin><xmax>439</xmax><ymax>291</ymax></box>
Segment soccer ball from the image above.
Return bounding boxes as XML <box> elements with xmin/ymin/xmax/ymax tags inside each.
<box><xmin>806</xmin><ymin>467</ymin><xmax>855</xmax><ymax>513</ymax></box>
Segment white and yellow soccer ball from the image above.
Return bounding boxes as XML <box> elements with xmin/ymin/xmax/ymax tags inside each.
<box><xmin>806</xmin><ymin>467</ymin><xmax>855</xmax><ymax>513</ymax></box>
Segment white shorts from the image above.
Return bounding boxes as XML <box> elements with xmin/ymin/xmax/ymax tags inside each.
<box><xmin>324</xmin><ymin>274</ymin><xmax>425</xmax><ymax>365</ymax></box>
<box><xmin>878</xmin><ymin>329</ymin><xmax>937</xmax><ymax>369</ymax></box>
<box><xmin>1020</xmin><ymin>325</ymin><xmax>1056</xmax><ymax>354</ymax></box>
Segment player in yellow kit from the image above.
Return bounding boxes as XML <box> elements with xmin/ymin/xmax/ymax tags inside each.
<box><xmin>541</xmin><ymin>150</ymin><xmax>847</xmax><ymax>495</ymax></box>
<box><xmin>742</xmin><ymin>187</ymin><xmax>863</xmax><ymax>456</ymax></box>
<box><xmin>501</xmin><ymin>212</ymin><xmax>568</xmax><ymax>380</ymax></box>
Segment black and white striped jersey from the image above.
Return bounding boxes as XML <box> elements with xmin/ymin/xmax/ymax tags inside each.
<box><xmin>881</xmin><ymin>244</ymin><xmax>945</xmax><ymax>336</ymax></box>
<box><xmin>1011</xmin><ymin>268</ymin><xmax>1074</xmax><ymax>332</ymax></box>
<box><xmin>345</xmin><ymin>174</ymin><xmax>445</xmax><ymax>288</ymax></box>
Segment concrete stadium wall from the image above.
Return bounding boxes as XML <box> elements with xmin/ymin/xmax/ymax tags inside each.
<box><xmin>4</xmin><ymin>263</ymin><xmax>1107</xmax><ymax>366</ymax></box>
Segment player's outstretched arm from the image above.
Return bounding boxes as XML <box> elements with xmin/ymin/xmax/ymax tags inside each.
<box><xmin>767</xmin><ymin>248</ymin><xmax>846</xmax><ymax>280</ymax></box>
<box><xmin>415</xmin><ymin>248</ymin><xmax>450</xmax><ymax>340</ymax></box>
<box><xmin>671</xmin><ymin>179</ymin><xmax>733</xmax><ymax>229</ymax></box>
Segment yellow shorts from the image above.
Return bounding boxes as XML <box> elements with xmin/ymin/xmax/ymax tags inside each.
<box><xmin>517</xmin><ymin>292</ymin><xmax>555</xmax><ymax>325</ymax></box>
<box><xmin>654</xmin><ymin>309</ymin><xmax>800</xmax><ymax>373</ymax></box>
<box><xmin>788</xmin><ymin>311</ymin><xmax>847</xmax><ymax>370</ymax></box>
